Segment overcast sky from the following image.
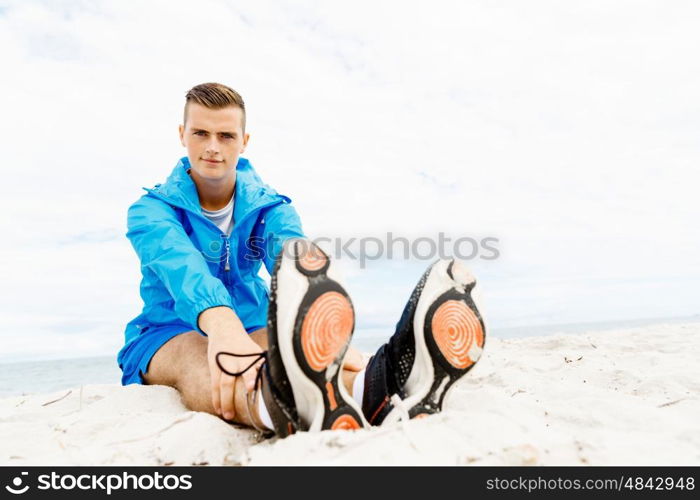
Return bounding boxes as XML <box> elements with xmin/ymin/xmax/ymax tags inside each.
<box><xmin>1</xmin><ymin>0</ymin><xmax>698</xmax><ymax>361</ymax></box>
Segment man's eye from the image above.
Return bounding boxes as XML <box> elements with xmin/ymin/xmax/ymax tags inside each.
<box><xmin>195</xmin><ymin>131</ymin><xmax>207</xmax><ymax>136</ymax></box>
<box><xmin>222</xmin><ymin>134</ymin><xmax>234</xmax><ymax>140</ymax></box>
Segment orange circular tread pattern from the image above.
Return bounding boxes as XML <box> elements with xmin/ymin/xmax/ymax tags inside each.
<box><xmin>301</xmin><ymin>292</ymin><xmax>354</xmax><ymax>371</ymax></box>
<box><xmin>431</xmin><ymin>300</ymin><xmax>484</xmax><ymax>369</ymax></box>
<box><xmin>297</xmin><ymin>242</ymin><xmax>327</xmax><ymax>271</ymax></box>
<box><xmin>331</xmin><ymin>414</ymin><xmax>361</xmax><ymax>430</ymax></box>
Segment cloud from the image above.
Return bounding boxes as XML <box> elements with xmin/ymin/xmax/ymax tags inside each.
<box><xmin>1</xmin><ymin>0</ymin><xmax>698</xmax><ymax>360</ymax></box>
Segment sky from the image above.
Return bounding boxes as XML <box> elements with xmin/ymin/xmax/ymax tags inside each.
<box><xmin>0</xmin><ymin>0</ymin><xmax>698</xmax><ymax>361</ymax></box>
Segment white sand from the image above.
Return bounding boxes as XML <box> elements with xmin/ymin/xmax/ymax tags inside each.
<box><xmin>2</xmin><ymin>322</ymin><xmax>699</xmax><ymax>466</ymax></box>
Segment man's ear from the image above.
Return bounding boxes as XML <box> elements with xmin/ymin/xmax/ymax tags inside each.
<box><xmin>241</xmin><ymin>132</ymin><xmax>250</xmax><ymax>153</ymax></box>
<box><xmin>178</xmin><ymin>124</ymin><xmax>185</xmax><ymax>147</ymax></box>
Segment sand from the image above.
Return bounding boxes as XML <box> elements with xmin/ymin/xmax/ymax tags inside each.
<box><xmin>1</xmin><ymin>322</ymin><xmax>698</xmax><ymax>466</ymax></box>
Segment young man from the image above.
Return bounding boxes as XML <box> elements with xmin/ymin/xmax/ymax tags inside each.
<box><xmin>118</xmin><ymin>83</ymin><xmax>486</xmax><ymax>436</ymax></box>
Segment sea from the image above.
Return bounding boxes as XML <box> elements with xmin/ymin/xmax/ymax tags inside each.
<box><xmin>0</xmin><ymin>315</ymin><xmax>697</xmax><ymax>398</ymax></box>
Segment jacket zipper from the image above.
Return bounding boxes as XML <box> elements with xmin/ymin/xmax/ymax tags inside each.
<box><xmin>223</xmin><ymin>235</ymin><xmax>231</xmax><ymax>272</ymax></box>
<box><xmin>144</xmin><ymin>188</ymin><xmax>283</xmax><ymax>277</ymax></box>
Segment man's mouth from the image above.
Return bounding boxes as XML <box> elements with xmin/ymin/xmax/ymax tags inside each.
<box><xmin>202</xmin><ymin>159</ymin><xmax>223</xmax><ymax>164</ymax></box>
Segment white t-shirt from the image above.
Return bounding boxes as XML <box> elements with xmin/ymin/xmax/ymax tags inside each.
<box><xmin>201</xmin><ymin>196</ymin><xmax>234</xmax><ymax>236</ymax></box>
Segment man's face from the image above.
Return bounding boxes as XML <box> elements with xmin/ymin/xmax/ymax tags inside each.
<box><xmin>179</xmin><ymin>103</ymin><xmax>249</xmax><ymax>182</ymax></box>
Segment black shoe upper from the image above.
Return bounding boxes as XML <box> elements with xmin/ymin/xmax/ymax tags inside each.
<box><xmin>361</xmin><ymin>267</ymin><xmax>430</xmax><ymax>425</ymax></box>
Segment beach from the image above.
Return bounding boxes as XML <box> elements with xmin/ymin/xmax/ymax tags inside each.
<box><xmin>1</xmin><ymin>322</ymin><xmax>698</xmax><ymax>466</ymax></box>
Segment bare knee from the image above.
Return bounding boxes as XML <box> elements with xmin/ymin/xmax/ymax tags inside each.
<box><xmin>143</xmin><ymin>331</ymin><xmax>213</xmax><ymax>412</ymax></box>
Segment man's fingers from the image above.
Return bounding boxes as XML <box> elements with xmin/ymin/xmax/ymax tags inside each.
<box><xmin>220</xmin><ymin>374</ymin><xmax>236</xmax><ymax>421</ymax></box>
<box><xmin>211</xmin><ymin>370</ymin><xmax>222</xmax><ymax>416</ymax></box>
<box><xmin>208</xmin><ymin>339</ymin><xmax>265</xmax><ymax>421</ymax></box>
<box><xmin>243</xmin><ymin>361</ymin><xmax>263</xmax><ymax>393</ymax></box>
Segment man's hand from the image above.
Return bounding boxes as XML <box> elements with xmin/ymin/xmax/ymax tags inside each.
<box><xmin>199</xmin><ymin>307</ymin><xmax>264</xmax><ymax>421</ymax></box>
<box><xmin>343</xmin><ymin>345</ymin><xmax>368</xmax><ymax>372</ymax></box>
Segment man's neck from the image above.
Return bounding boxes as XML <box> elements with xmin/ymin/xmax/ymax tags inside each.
<box><xmin>188</xmin><ymin>169</ymin><xmax>236</xmax><ymax>211</ymax></box>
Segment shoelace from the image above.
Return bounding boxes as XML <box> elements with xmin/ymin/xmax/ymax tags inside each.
<box><xmin>388</xmin><ymin>393</ymin><xmax>420</xmax><ymax>450</ymax></box>
<box><xmin>389</xmin><ymin>393</ymin><xmax>410</xmax><ymax>422</ymax></box>
<box><xmin>215</xmin><ymin>350</ymin><xmax>269</xmax><ymax>435</ymax></box>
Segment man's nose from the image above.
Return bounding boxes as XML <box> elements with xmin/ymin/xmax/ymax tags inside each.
<box><xmin>205</xmin><ymin>137</ymin><xmax>221</xmax><ymax>154</ymax></box>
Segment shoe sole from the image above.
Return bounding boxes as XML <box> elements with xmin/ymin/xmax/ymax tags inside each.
<box><xmin>270</xmin><ymin>239</ymin><xmax>367</xmax><ymax>432</ymax></box>
<box><xmin>388</xmin><ymin>259</ymin><xmax>486</xmax><ymax>421</ymax></box>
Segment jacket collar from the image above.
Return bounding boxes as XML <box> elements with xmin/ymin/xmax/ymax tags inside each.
<box><xmin>148</xmin><ymin>157</ymin><xmax>283</xmax><ymax>223</ymax></box>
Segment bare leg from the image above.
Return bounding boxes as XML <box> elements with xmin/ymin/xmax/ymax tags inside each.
<box><xmin>143</xmin><ymin>328</ymin><xmax>360</xmax><ymax>428</ymax></box>
<box><xmin>143</xmin><ymin>331</ymin><xmax>264</xmax><ymax>428</ymax></box>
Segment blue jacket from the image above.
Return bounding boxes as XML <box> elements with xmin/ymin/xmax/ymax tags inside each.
<box><xmin>122</xmin><ymin>156</ymin><xmax>305</xmax><ymax>345</ymax></box>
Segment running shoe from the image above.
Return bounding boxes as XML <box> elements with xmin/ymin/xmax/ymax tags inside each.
<box><xmin>362</xmin><ymin>259</ymin><xmax>486</xmax><ymax>425</ymax></box>
<box><xmin>261</xmin><ymin>238</ymin><xmax>367</xmax><ymax>436</ymax></box>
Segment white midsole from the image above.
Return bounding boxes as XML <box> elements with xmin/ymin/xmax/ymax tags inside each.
<box><xmin>274</xmin><ymin>243</ymin><xmax>324</xmax><ymax>431</ymax></box>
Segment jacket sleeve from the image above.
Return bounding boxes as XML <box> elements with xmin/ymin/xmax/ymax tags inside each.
<box><xmin>126</xmin><ymin>195</ymin><xmax>234</xmax><ymax>333</ymax></box>
<box><xmin>258</xmin><ymin>197</ymin><xmax>306</xmax><ymax>274</ymax></box>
